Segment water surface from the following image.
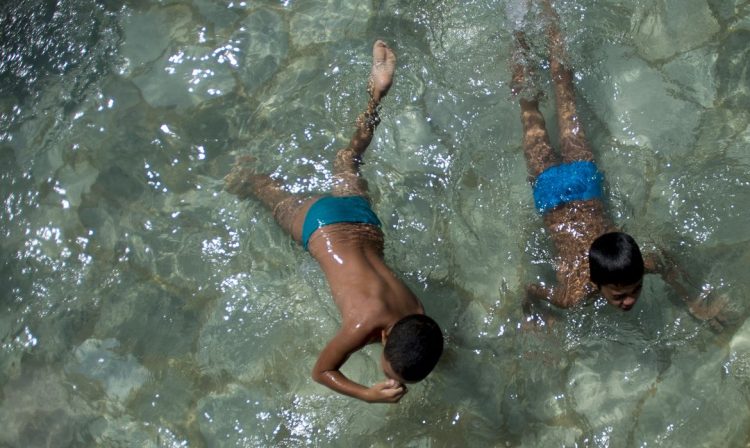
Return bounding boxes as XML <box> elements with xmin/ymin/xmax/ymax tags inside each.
<box><xmin>1</xmin><ymin>0</ymin><xmax>750</xmax><ymax>446</ymax></box>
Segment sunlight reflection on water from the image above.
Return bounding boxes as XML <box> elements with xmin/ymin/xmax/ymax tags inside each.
<box><xmin>1</xmin><ymin>0</ymin><xmax>749</xmax><ymax>446</ymax></box>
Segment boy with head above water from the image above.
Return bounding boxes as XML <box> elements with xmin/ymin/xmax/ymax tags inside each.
<box><xmin>224</xmin><ymin>41</ymin><xmax>443</xmax><ymax>403</ymax></box>
<box><xmin>510</xmin><ymin>0</ymin><xmax>730</xmax><ymax>326</ymax></box>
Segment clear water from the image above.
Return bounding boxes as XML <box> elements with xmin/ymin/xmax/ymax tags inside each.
<box><xmin>1</xmin><ymin>0</ymin><xmax>749</xmax><ymax>446</ymax></box>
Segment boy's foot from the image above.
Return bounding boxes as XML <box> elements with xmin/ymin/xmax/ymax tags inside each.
<box><xmin>369</xmin><ymin>40</ymin><xmax>396</xmax><ymax>103</ymax></box>
<box><xmin>511</xmin><ymin>31</ymin><xmax>534</xmax><ymax>97</ymax></box>
<box><xmin>510</xmin><ymin>31</ymin><xmax>545</xmax><ymax>102</ymax></box>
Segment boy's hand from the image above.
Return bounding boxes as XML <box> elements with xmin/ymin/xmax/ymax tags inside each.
<box><xmin>688</xmin><ymin>291</ymin><xmax>737</xmax><ymax>332</ymax></box>
<box><xmin>366</xmin><ymin>379</ymin><xmax>407</xmax><ymax>403</ymax></box>
<box><xmin>689</xmin><ymin>292</ymin><xmax>727</xmax><ymax>320</ymax></box>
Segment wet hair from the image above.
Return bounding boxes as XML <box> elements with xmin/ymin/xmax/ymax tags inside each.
<box><xmin>383</xmin><ymin>314</ymin><xmax>443</xmax><ymax>382</ymax></box>
<box><xmin>589</xmin><ymin>232</ymin><xmax>644</xmax><ymax>287</ymax></box>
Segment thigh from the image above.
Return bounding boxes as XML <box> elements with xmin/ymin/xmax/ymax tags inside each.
<box><xmin>521</xmin><ymin>99</ymin><xmax>560</xmax><ymax>178</ymax></box>
<box><xmin>275</xmin><ymin>195</ymin><xmax>321</xmax><ymax>243</ymax></box>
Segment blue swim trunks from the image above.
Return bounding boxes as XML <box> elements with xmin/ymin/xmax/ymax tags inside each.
<box><xmin>301</xmin><ymin>196</ymin><xmax>382</xmax><ymax>250</ymax></box>
<box><xmin>532</xmin><ymin>161</ymin><xmax>604</xmax><ymax>214</ymax></box>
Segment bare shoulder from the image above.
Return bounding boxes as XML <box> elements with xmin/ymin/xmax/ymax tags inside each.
<box><xmin>555</xmin><ymin>284</ymin><xmax>593</xmax><ymax>308</ymax></box>
<box><xmin>339</xmin><ymin>313</ymin><xmax>388</xmax><ymax>346</ymax></box>
<box><xmin>526</xmin><ymin>277</ymin><xmax>592</xmax><ymax>309</ymax></box>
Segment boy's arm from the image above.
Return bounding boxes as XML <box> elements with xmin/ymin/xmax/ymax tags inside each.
<box><xmin>527</xmin><ymin>283</ymin><xmax>574</xmax><ymax>309</ymax></box>
<box><xmin>527</xmin><ymin>283</ymin><xmax>553</xmax><ymax>303</ymax></box>
<box><xmin>312</xmin><ymin>327</ymin><xmax>406</xmax><ymax>403</ymax></box>
<box><xmin>647</xmin><ymin>250</ymin><xmax>731</xmax><ymax>331</ymax></box>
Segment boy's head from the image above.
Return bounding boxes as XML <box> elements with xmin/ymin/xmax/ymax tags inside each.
<box><xmin>589</xmin><ymin>232</ymin><xmax>644</xmax><ymax>311</ymax></box>
<box><xmin>381</xmin><ymin>314</ymin><xmax>443</xmax><ymax>383</ymax></box>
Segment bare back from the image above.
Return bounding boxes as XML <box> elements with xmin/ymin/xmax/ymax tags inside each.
<box><xmin>543</xmin><ymin>199</ymin><xmax>615</xmax><ymax>307</ymax></box>
<box><xmin>307</xmin><ymin>223</ymin><xmax>423</xmax><ymax>339</ymax></box>
<box><xmin>226</xmin><ymin>41</ymin><xmax>425</xmax><ymax>402</ymax></box>
<box><xmin>513</xmin><ymin>0</ymin><xmax>617</xmax><ymax>308</ymax></box>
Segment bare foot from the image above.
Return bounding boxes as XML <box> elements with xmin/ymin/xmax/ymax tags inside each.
<box><xmin>511</xmin><ymin>31</ymin><xmax>531</xmax><ymax>96</ymax></box>
<box><xmin>223</xmin><ymin>155</ymin><xmax>261</xmax><ymax>199</ymax></box>
<box><xmin>510</xmin><ymin>31</ymin><xmax>544</xmax><ymax>100</ymax></box>
<box><xmin>369</xmin><ymin>40</ymin><xmax>396</xmax><ymax>103</ymax></box>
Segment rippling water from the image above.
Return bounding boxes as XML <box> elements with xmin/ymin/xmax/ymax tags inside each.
<box><xmin>1</xmin><ymin>0</ymin><xmax>749</xmax><ymax>446</ymax></box>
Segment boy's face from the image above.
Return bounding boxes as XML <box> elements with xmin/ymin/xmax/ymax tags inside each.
<box><xmin>599</xmin><ymin>280</ymin><xmax>643</xmax><ymax>311</ymax></box>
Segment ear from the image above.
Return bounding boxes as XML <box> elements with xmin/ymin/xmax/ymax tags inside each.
<box><xmin>381</xmin><ymin>329</ymin><xmax>388</xmax><ymax>345</ymax></box>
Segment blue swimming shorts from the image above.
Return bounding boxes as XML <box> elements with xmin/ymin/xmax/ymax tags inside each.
<box><xmin>301</xmin><ymin>196</ymin><xmax>382</xmax><ymax>250</ymax></box>
<box><xmin>532</xmin><ymin>161</ymin><xmax>603</xmax><ymax>214</ymax></box>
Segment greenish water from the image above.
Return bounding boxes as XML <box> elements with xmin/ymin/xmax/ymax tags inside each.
<box><xmin>1</xmin><ymin>0</ymin><xmax>750</xmax><ymax>446</ymax></box>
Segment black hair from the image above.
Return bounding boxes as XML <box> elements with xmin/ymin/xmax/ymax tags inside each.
<box><xmin>589</xmin><ymin>232</ymin><xmax>644</xmax><ymax>287</ymax></box>
<box><xmin>383</xmin><ymin>314</ymin><xmax>443</xmax><ymax>382</ymax></box>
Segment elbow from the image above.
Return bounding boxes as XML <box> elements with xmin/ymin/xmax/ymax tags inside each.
<box><xmin>526</xmin><ymin>283</ymin><xmax>552</xmax><ymax>303</ymax></box>
<box><xmin>311</xmin><ymin>368</ymin><xmax>325</xmax><ymax>384</ymax></box>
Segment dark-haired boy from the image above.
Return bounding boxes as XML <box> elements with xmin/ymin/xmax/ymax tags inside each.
<box><xmin>224</xmin><ymin>41</ymin><xmax>443</xmax><ymax>403</ymax></box>
<box><xmin>589</xmin><ymin>232</ymin><xmax>645</xmax><ymax>311</ymax></box>
<box><xmin>511</xmin><ymin>1</ymin><xmax>728</xmax><ymax>325</ymax></box>
<box><xmin>587</xmin><ymin>232</ymin><xmax>728</xmax><ymax>324</ymax></box>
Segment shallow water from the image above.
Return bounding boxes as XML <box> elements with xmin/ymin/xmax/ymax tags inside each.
<box><xmin>1</xmin><ymin>0</ymin><xmax>750</xmax><ymax>446</ymax></box>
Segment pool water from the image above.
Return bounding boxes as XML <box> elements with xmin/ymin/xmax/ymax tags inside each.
<box><xmin>1</xmin><ymin>0</ymin><xmax>750</xmax><ymax>446</ymax></box>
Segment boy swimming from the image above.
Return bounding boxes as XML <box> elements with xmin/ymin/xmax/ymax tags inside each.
<box><xmin>224</xmin><ymin>41</ymin><xmax>443</xmax><ymax>403</ymax></box>
<box><xmin>510</xmin><ymin>0</ymin><xmax>729</xmax><ymax>326</ymax></box>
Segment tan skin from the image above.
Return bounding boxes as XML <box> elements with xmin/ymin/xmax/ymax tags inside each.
<box><xmin>512</xmin><ymin>2</ymin><xmax>622</xmax><ymax>309</ymax></box>
<box><xmin>225</xmin><ymin>41</ymin><xmax>422</xmax><ymax>403</ymax></box>
<box><xmin>512</xmin><ymin>0</ymin><xmax>729</xmax><ymax>327</ymax></box>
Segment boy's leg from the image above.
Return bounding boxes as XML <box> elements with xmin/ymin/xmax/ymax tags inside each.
<box><xmin>544</xmin><ymin>0</ymin><xmax>594</xmax><ymax>163</ymax></box>
<box><xmin>512</xmin><ymin>31</ymin><xmax>559</xmax><ymax>178</ymax></box>
<box><xmin>332</xmin><ymin>40</ymin><xmax>396</xmax><ymax>198</ymax></box>
<box><xmin>224</xmin><ymin>156</ymin><xmax>315</xmax><ymax>242</ymax></box>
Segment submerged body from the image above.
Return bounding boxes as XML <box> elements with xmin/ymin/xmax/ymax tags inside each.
<box><xmin>539</xmin><ymin>199</ymin><xmax>615</xmax><ymax>307</ymax></box>
<box><xmin>512</xmin><ymin>0</ymin><xmax>730</xmax><ymax>326</ymax></box>
<box><xmin>512</xmin><ymin>4</ymin><xmax>621</xmax><ymax>308</ymax></box>
<box><xmin>224</xmin><ymin>41</ymin><xmax>442</xmax><ymax>403</ymax></box>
